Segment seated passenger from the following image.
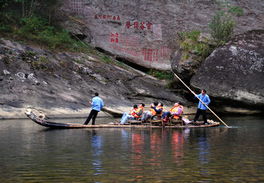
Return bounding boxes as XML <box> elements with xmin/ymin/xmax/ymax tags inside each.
<box><xmin>152</xmin><ymin>102</ymin><xmax>164</xmax><ymax>120</ymax></box>
<box><xmin>162</xmin><ymin>102</ymin><xmax>184</xmax><ymax>122</ymax></box>
<box><xmin>141</xmin><ymin>102</ymin><xmax>162</xmax><ymax>122</ymax></box>
<box><xmin>120</xmin><ymin>104</ymin><xmax>140</xmax><ymax>124</ymax></box>
<box><xmin>136</xmin><ymin>103</ymin><xmax>145</xmax><ymax>119</ymax></box>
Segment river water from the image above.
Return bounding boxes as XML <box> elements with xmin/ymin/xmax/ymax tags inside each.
<box><xmin>0</xmin><ymin>116</ymin><xmax>264</xmax><ymax>183</ymax></box>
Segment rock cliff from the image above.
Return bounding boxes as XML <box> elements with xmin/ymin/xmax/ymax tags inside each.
<box><xmin>190</xmin><ymin>30</ymin><xmax>264</xmax><ymax>112</ymax></box>
<box><xmin>0</xmin><ymin>38</ymin><xmax>187</xmax><ymax>118</ymax></box>
<box><xmin>58</xmin><ymin>0</ymin><xmax>264</xmax><ymax>70</ymax></box>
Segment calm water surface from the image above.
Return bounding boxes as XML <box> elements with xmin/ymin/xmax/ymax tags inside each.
<box><xmin>0</xmin><ymin>116</ymin><xmax>264</xmax><ymax>183</ymax></box>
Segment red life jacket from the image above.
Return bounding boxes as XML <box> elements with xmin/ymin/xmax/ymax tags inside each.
<box><xmin>130</xmin><ymin>108</ymin><xmax>140</xmax><ymax>118</ymax></box>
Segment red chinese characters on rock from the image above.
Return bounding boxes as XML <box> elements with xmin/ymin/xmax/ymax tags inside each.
<box><xmin>125</xmin><ymin>21</ymin><xmax>153</xmax><ymax>30</ymax></box>
<box><xmin>140</xmin><ymin>22</ymin><xmax>145</xmax><ymax>30</ymax></box>
<box><xmin>111</xmin><ymin>45</ymin><xmax>141</xmax><ymax>57</ymax></box>
<box><xmin>110</xmin><ymin>33</ymin><xmax>119</xmax><ymax>43</ymax></box>
<box><xmin>142</xmin><ymin>49</ymin><xmax>159</xmax><ymax>62</ymax></box>
<box><xmin>159</xmin><ymin>47</ymin><xmax>171</xmax><ymax>59</ymax></box>
<box><xmin>141</xmin><ymin>47</ymin><xmax>171</xmax><ymax>62</ymax></box>
<box><xmin>119</xmin><ymin>36</ymin><xmax>140</xmax><ymax>47</ymax></box>
<box><xmin>146</xmin><ymin>22</ymin><xmax>153</xmax><ymax>30</ymax></box>
<box><xmin>70</xmin><ymin>0</ymin><xmax>84</xmax><ymax>14</ymax></box>
<box><xmin>109</xmin><ymin>32</ymin><xmax>171</xmax><ymax>62</ymax></box>
<box><xmin>109</xmin><ymin>33</ymin><xmax>140</xmax><ymax>47</ymax></box>
<box><xmin>134</xmin><ymin>22</ymin><xmax>139</xmax><ymax>29</ymax></box>
<box><xmin>95</xmin><ymin>14</ymin><xmax>121</xmax><ymax>21</ymax></box>
<box><xmin>125</xmin><ymin>21</ymin><xmax>132</xmax><ymax>29</ymax></box>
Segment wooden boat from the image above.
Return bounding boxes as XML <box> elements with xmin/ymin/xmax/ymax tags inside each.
<box><xmin>25</xmin><ymin>109</ymin><xmax>220</xmax><ymax>129</ymax></box>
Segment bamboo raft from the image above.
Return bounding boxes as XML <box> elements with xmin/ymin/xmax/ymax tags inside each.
<box><xmin>25</xmin><ymin>109</ymin><xmax>220</xmax><ymax>129</ymax></box>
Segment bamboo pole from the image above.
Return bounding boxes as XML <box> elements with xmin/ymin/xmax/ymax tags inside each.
<box><xmin>173</xmin><ymin>73</ymin><xmax>230</xmax><ymax>128</ymax></box>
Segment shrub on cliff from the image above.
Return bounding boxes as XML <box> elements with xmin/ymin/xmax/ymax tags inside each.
<box><xmin>209</xmin><ymin>11</ymin><xmax>235</xmax><ymax>45</ymax></box>
<box><xmin>209</xmin><ymin>1</ymin><xmax>243</xmax><ymax>45</ymax></box>
<box><xmin>178</xmin><ymin>30</ymin><xmax>212</xmax><ymax>62</ymax></box>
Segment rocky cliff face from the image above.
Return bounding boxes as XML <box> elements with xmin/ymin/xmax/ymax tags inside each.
<box><xmin>58</xmin><ymin>0</ymin><xmax>264</xmax><ymax>70</ymax></box>
<box><xmin>0</xmin><ymin>38</ymin><xmax>187</xmax><ymax>118</ymax></box>
<box><xmin>190</xmin><ymin>30</ymin><xmax>264</xmax><ymax>111</ymax></box>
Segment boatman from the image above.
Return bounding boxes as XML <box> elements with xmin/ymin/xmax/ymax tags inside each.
<box><xmin>193</xmin><ymin>89</ymin><xmax>211</xmax><ymax>125</ymax></box>
<box><xmin>83</xmin><ymin>92</ymin><xmax>104</xmax><ymax>125</ymax></box>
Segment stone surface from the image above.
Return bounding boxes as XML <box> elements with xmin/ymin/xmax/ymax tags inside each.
<box><xmin>58</xmin><ymin>0</ymin><xmax>264</xmax><ymax>70</ymax></box>
<box><xmin>171</xmin><ymin>49</ymin><xmax>202</xmax><ymax>83</ymax></box>
<box><xmin>0</xmin><ymin>38</ymin><xmax>188</xmax><ymax>118</ymax></box>
<box><xmin>171</xmin><ymin>33</ymin><xmax>214</xmax><ymax>83</ymax></box>
<box><xmin>190</xmin><ymin>30</ymin><xmax>264</xmax><ymax>109</ymax></box>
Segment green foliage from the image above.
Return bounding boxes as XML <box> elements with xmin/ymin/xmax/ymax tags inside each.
<box><xmin>0</xmin><ymin>0</ymin><xmax>92</xmax><ymax>52</ymax></box>
<box><xmin>12</xmin><ymin>16</ymin><xmax>88</xmax><ymax>50</ymax></box>
<box><xmin>19</xmin><ymin>16</ymin><xmax>47</xmax><ymax>33</ymax></box>
<box><xmin>228</xmin><ymin>6</ymin><xmax>244</xmax><ymax>16</ymax></box>
<box><xmin>31</xmin><ymin>55</ymin><xmax>50</xmax><ymax>71</ymax></box>
<box><xmin>0</xmin><ymin>24</ymin><xmax>12</xmax><ymax>32</ymax></box>
<box><xmin>179</xmin><ymin>30</ymin><xmax>212</xmax><ymax>60</ymax></box>
<box><xmin>0</xmin><ymin>0</ymin><xmax>9</xmax><ymax>9</ymax></box>
<box><xmin>1</xmin><ymin>0</ymin><xmax>59</xmax><ymax>18</ymax></box>
<box><xmin>147</xmin><ymin>69</ymin><xmax>174</xmax><ymax>80</ymax></box>
<box><xmin>24</xmin><ymin>50</ymin><xmax>36</xmax><ymax>57</ymax></box>
<box><xmin>179</xmin><ymin>30</ymin><xmax>200</xmax><ymax>42</ymax></box>
<box><xmin>209</xmin><ymin>11</ymin><xmax>235</xmax><ymax>45</ymax></box>
<box><xmin>0</xmin><ymin>10</ymin><xmax>17</xmax><ymax>33</ymax></box>
<box><xmin>101</xmin><ymin>55</ymin><xmax>112</xmax><ymax>64</ymax></box>
<box><xmin>209</xmin><ymin>1</ymin><xmax>243</xmax><ymax>45</ymax></box>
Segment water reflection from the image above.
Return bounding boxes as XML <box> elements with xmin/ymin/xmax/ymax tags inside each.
<box><xmin>90</xmin><ymin>130</ymin><xmax>103</xmax><ymax>175</ymax></box>
<box><xmin>130</xmin><ymin>128</ymin><xmax>191</xmax><ymax>170</ymax></box>
<box><xmin>1</xmin><ymin>116</ymin><xmax>264</xmax><ymax>183</ymax></box>
<box><xmin>171</xmin><ymin>129</ymin><xmax>185</xmax><ymax>164</ymax></box>
<box><xmin>197</xmin><ymin>130</ymin><xmax>209</xmax><ymax>165</ymax></box>
<box><xmin>131</xmin><ymin>131</ymin><xmax>144</xmax><ymax>168</ymax></box>
<box><xmin>150</xmin><ymin>129</ymin><xmax>162</xmax><ymax>166</ymax></box>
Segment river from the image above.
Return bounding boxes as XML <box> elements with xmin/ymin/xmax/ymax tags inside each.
<box><xmin>0</xmin><ymin>116</ymin><xmax>263</xmax><ymax>183</ymax></box>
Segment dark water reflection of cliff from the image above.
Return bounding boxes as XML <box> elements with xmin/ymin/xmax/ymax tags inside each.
<box><xmin>0</xmin><ymin>116</ymin><xmax>263</xmax><ymax>183</ymax></box>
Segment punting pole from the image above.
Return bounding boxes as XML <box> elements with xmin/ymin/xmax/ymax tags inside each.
<box><xmin>173</xmin><ymin>72</ymin><xmax>230</xmax><ymax>128</ymax></box>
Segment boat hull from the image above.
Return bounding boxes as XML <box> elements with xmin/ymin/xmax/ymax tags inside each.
<box><xmin>25</xmin><ymin>109</ymin><xmax>220</xmax><ymax>129</ymax></box>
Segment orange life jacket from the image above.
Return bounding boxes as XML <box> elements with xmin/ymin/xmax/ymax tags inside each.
<box><xmin>149</xmin><ymin>106</ymin><xmax>163</xmax><ymax>117</ymax></box>
<box><xmin>150</xmin><ymin>108</ymin><xmax>156</xmax><ymax>116</ymax></box>
<box><xmin>170</xmin><ymin>105</ymin><xmax>183</xmax><ymax>119</ymax></box>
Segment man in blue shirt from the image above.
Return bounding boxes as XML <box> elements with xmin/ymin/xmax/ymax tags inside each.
<box><xmin>84</xmin><ymin>92</ymin><xmax>104</xmax><ymax>125</ymax></box>
<box><xmin>193</xmin><ymin>89</ymin><xmax>211</xmax><ymax>124</ymax></box>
